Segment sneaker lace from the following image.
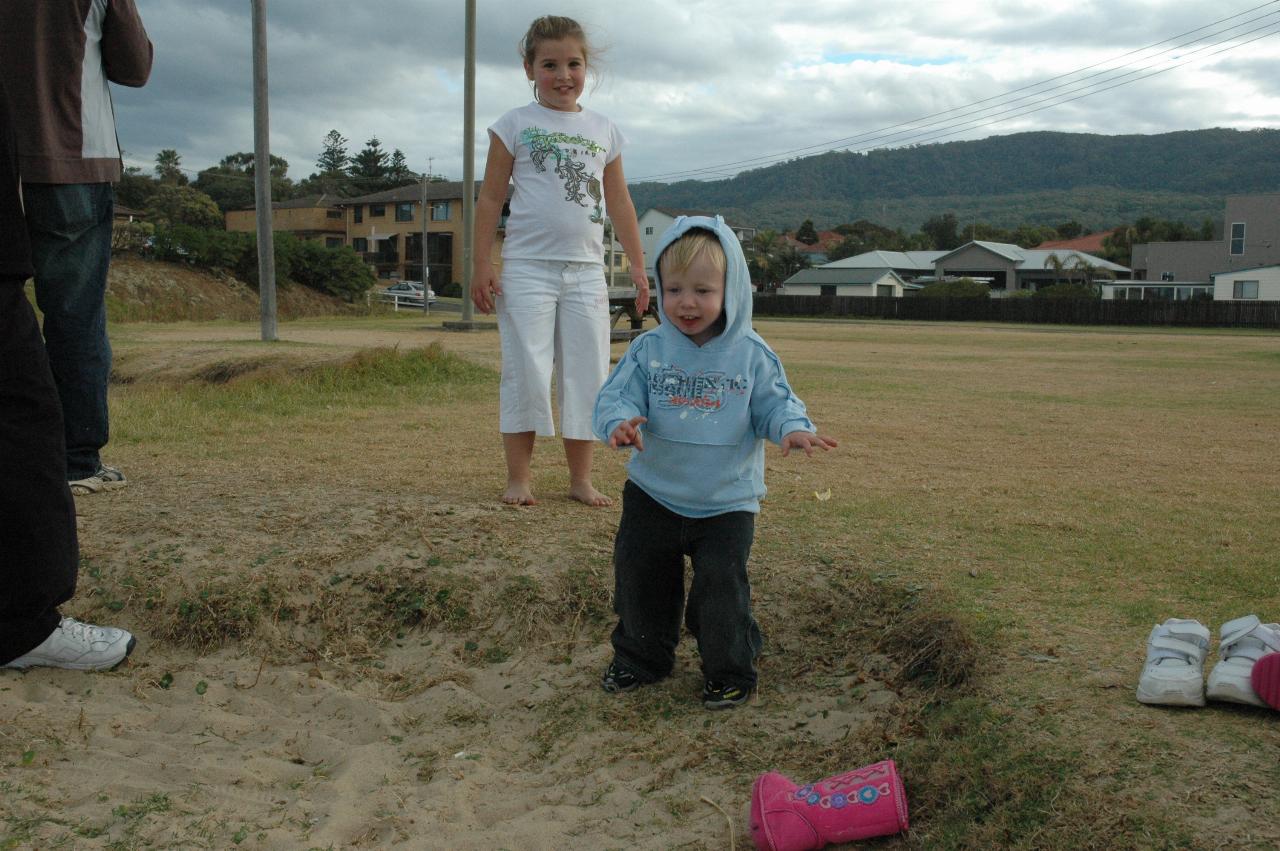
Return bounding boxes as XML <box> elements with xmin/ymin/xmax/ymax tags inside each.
<box><xmin>58</xmin><ymin>618</ymin><xmax>106</xmax><ymax>642</ymax></box>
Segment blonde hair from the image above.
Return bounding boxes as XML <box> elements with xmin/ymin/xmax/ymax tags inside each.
<box><xmin>520</xmin><ymin>16</ymin><xmax>593</xmax><ymax>67</ymax></box>
<box><xmin>658</xmin><ymin>230</ymin><xmax>727</xmax><ymax>278</ymax></box>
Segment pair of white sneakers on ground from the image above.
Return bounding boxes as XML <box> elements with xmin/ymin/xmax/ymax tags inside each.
<box><xmin>1137</xmin><ymin>615</ymin><xmax>1280</xmax><ymax>709</ymax></box>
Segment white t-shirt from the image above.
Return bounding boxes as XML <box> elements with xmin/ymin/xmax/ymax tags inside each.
<box><xmin>489</xmin><ymin>101</ymin><xmax>626</xmax><ymax>264</ymax></box>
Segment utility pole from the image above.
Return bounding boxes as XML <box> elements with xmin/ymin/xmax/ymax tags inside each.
<box><xmin>420</xmin><ymin>174</ymin><xmax>430</xmax><ymax>314</ymax></box>
<box><xmin>443</xmin><ymin>0</ymin><xmax>493</xmax><ymax>332</ymax></box>
<box><xmin>251</xmin><ymin>0</ymin><xmax>277</xmax><ymax>341</ymax></box>
<box><xmin>460</xmin><ymin>0</ymin><xmax>476</xmax><ymax>323</ymax></box>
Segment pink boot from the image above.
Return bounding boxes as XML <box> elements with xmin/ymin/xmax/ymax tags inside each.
<box><xmin>1252</xmin><ymin>652</ymin><xmax>1280</xmax><ymax>711</ymax></box>
<box><xmin>749</xmin><ymin>760</ymin><xmax>909</xmax><ymax>851</ymax></box>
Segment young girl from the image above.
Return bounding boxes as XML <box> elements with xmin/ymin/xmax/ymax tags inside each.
<box><xmin>472</xmin><ymin>15</ymin><xmax>649</xmax><ymax>507</ymax></box>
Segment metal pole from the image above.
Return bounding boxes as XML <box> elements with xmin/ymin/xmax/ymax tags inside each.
<box><xmin>421</xmin><ymin>174</ymin><xmax>430</xmax><ymax>314</ymax></box>
<box><xmin>251</xmin><ymin>0</ymin><xmax>276</xmax><ymax>341</ymax></box>
<box><xmin>460</xmin><ymin>0</ymin><xmax>476</xmax><ymax>322</ymax></box>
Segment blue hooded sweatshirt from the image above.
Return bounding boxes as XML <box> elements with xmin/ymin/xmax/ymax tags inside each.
<box><xmin>593</xmin><ymin>215</ymin><xmax>815</xmax><ymax>517</ymax></box>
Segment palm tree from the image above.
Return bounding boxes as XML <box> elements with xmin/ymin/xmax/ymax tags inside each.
<box><xmin>751</xmin><ymin>229</ymin><xmax>781</xmax><ymax>289</ymax></box>
<box><xmin>1068</xmin><ymin>256</ymin><xmax>1114</xmax><ymax>296</ymax></box>
<box><xmin>154</xmin><ymin>149</ymin><xmax>186</xmax><ymax>185</ymax></box>
<box><xmin>1045</xmin><ymin>252</ymin><xmax>1069</xmax><ymax>285</ymax></box>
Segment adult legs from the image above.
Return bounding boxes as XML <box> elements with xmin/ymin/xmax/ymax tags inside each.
<box><xmin>685</xmin><ymin>509</ymin><xmax>763</xmax><ymax>690</ymax></box>
<box><xmin>609</xmin><ymin>482</ymin><xmax>687</xmax><ymax>682</ymax></box>
<box><xmin>0</xmin><ymin>281</ymin><xmax>79</xmax><ymax>663</ymax></box>
<box><xmin>24</xmin><ymin>182</ymin><xmax>115</xmax><ymax>482</ymax></box>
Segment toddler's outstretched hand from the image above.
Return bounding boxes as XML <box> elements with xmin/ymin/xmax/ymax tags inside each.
<box><xmin>781</xmin><ymin>431</ymin><xmax>838</xmax><ymax>458</ymax></box>
<box><xmin>609</xmin><ymin>416</ymin><xmax>647</xmax><ymax>451</ymax></box>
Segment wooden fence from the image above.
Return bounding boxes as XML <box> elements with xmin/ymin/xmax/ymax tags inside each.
<box><xmin>751</xmin><ymin>296</ymin><xmax>1280</xmax><ymax>329</ymax></box>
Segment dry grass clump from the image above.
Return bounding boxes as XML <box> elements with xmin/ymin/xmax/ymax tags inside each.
<box><xmin>132</xmin><ymin>575</ymin><xmax>297</xmax><ymax>651</ymax></box>
<box><xmin>880</xmin><ymin>609</ymin><xmax>981</xmax><ymax>689</ymax></box>
<box><xmin>77</xmin><ymin>554</ymin><xmax>617</xmax><ymax>667</ymax></box>
<box><xmin>761</xmin><ymin>560</ymin><xmax>985</xmax><ymax>692</ymax></box>
<box><xmin>192</xmin><ymin>357</ymin><xmax>281</xmax><ymax>385</ymax></box>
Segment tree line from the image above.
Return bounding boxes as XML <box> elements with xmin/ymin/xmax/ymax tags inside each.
<box><xmin>117</xmin><ymin>130</ymin><xmax>430</xmax><ymax>221</ymax></box>
<box><xmin>111</xmin><ymin>130</ymin><xmax>438</xmax><ymax>302</ymax></box>
<box><xmin>746</xmin><ymin>212</ymin><xmax>1213</xmax><ymax>286</ymax></box>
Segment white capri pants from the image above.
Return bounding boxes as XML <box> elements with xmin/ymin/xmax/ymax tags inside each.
<box><xmin>496</xmin><ymin>258</ymin><xmax>610</xmax><ymax>440</ymax></box>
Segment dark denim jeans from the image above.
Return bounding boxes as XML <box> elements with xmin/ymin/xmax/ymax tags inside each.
<box><xmin>0</xmin><ymin>281</ymin><xmax>79</xmax><ymax>662</ymax></box>
<box><xmin>24</xmin><ymin>182</ymin><xmax>114</xmax><ymax>480</ymax></box>
<box><xmin>610</xmin><ymin>480</ymin><xmax>764</xmax><ymax>689</ymax></box>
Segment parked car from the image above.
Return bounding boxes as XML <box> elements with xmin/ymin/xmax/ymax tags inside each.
<box><xmin>379</xmin><ymin>281</ymin><xmax>437</xmax><ymax>305</ymax></box>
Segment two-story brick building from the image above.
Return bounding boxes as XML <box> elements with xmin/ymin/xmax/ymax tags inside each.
<box><xmin>225</xmin><ymin>194</ymin><xmax>346</xmax><ymax>246</ymax></box>
<box><xmin>338</xmin><ymin>181</ymin><xmax>513</xmax><ymax>291</ymax></box>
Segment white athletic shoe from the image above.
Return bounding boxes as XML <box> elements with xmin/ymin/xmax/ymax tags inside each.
<box><xmin>2</xmin><ymin>618</ymin><xmax>136</xmax><ymax>671</ymax></box>
<box><xmin>68</xmin><ymin>464</ymin><xmax>128</xmax><ymax>496</ymax></box>
<box><xmin>1206</xmin><ymin>615</ymin><xmax>1280</xmax><ymax>707</ymax></box>
<box><xmin>1136</xmin><ymin>618</ymin><xmax>1210</xmax><ymax>707</ymax></box>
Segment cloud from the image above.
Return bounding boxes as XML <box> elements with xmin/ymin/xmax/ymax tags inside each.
<box><xmin>111</xmin><ymin>0</ymin><xmax>1280</xmax><ymax>185</ymax></box>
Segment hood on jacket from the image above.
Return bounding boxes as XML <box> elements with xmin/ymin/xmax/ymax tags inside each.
<box><xmin>652</xmin><ymin>215</ymin><xmax>752</xmax><ymax>349</ymax></box>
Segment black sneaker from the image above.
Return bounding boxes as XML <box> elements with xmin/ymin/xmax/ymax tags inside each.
<box><xmin>702</xmin><ymin>679</ymin><xmax>751</xmax><ymax>710</ymax></box>
<box><xmin>601</xmin><ymin>661</ymin><xmax>642</xmax><ymax>693</ymax></box>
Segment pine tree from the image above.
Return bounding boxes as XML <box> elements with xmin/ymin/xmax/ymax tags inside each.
<box><xmin>795</xmin><ymin>219</ymin><xmax>819</xmax><ymax>245</ymax></box>
<box><xmin>348</xmin><ymin>137</ymin><xmax>389</xmax><ymax>185</ymax></box>
<box><xmin>316</xmin><ymin>130</ymin><xmax>349</xmax><ymax>174</ymax></box>
<box><xmin>387</xmin><ymin>149</ymin><xmax>418</xmax><ymax>185</ymax></box>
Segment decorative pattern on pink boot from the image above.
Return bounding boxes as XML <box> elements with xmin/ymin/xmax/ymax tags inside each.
<box><xmin>749</xmin><ymin>760</ymin><xmax>909</xmax><ymax>851</ymax></box>
<box><xmin>1251</xmin><ymin>652</ymin><xmax>1280</xmax><ymax>711</ymax></box>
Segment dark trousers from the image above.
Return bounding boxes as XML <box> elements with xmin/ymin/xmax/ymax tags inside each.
<box><xmin>610</xmin><ymin>480</ymin><xmax>763</xmax><ymax>689</ymax></box>
<box><xmin>24</xmin><ymin>182</ymin><xmax>114</xmax><ymax>480</ymax></box>
<box><xmin>0</xmin><ymin>280</ymin><xmax>79</xmax><ymax>663</ymax></box>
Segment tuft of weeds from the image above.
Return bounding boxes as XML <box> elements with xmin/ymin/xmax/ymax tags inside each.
<box><xmin>880</xmin><ymin>608</ymin><xmax>981</xmax><ymax>689</ymax></box>
<box><xmin>764</xmin><ymin>560</ymin><xmax>986</xmax><ymax>690</ymax></box>
<box><xmin>300</xmin><ymin>344</ymin><xmax>491</xmax><ymax>392</ymax></box>
<box><xmin>490</xmin><ymin>567</ymin><xmax>612</xmax><ymax>655</ymax></box>
<box><xmin>368</xmin><ymin>572</ymin><xmax>475</xmax><ymax>631</ymax></box>
<box><xmin>147</xmin><ymin>578</ymin><xmax>290</xmax><ymax>650</ymax></box>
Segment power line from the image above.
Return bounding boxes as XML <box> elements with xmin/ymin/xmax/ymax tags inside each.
<box><xmin>634</xmin><ymin>3</ymin><xmax>1280</xmax><ymax>181</ymax></box>
<box><xmin>632</xmin><ymin>1</ymin><xmax>1280</xmax><ymax>182</ymax></box>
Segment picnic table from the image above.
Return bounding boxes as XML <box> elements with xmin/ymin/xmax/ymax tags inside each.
<box><xmin>607</xmin><ymin>286</ymin><xmax>658</xmax><ymax>341</ymax></box>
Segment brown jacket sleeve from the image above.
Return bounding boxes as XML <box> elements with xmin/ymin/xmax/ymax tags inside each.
<box><xmin>101</xmin><ymin>0</ymin><xmax>152</xmax><ymax>88</ymax></box>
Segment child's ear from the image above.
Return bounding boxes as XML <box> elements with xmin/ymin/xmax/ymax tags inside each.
<box><xmin>524</xmin><ymin>61</ymin><xmax>535</xmax><ymax>81</ymax></box>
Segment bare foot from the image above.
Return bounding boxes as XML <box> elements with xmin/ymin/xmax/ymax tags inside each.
<box><xmin>502</xmin><ymin>483</ymin><xmax>537</xmax><ymax>505</ymax></box>
<box><xmin>569</xmin><ymin>483</ymin><xmax>613</xmax><ymax>507</ymax></box>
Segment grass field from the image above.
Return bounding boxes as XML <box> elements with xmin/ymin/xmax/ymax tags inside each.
<box><xmin>3</xmin><ymin>313</ymin><xmax>1278</xmax><ymax>849</ymax></box>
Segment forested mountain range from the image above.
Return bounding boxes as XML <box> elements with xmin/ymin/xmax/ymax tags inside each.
<box><xmin>628</xmin><ymin>128</ymin><xmax>1280</xmax><ymax>232</ymax></box>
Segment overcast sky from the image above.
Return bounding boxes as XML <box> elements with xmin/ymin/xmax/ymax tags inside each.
<box><xmin>112</xmin><ymin>0</ymin><xmax>1280</xmax><ymax>186</ymax></box>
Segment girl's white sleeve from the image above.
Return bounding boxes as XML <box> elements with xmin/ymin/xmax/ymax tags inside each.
<box><xmin>606</xmin><ymin>118</ymin><xmax>628</xmax><ymax>164</ymax></box>
<box><xmin>488</xmin><ymin>109</ymin><xmax>517</xmax><ymax>157</ymax></box>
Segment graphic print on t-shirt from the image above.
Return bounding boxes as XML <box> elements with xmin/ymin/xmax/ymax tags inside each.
<box><xmin>649</xmin><ymin>363</ymin><xmax>749</xmax><ymax>413</ymax></box>
<box><xmin>520</xmin><ymin>126</ymin><xmax>606</xmax><ymax>223</ymax></box>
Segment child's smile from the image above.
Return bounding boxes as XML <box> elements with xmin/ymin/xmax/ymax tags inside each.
<box><xmin>661</xmin><ymin>252</ymin><xmax>726</xmax><ymax>346</ymax></box>
<box><xmin>525</xmin><ymin>37</ymin><xmax>586</xmax><ymax>112</ymax></box>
